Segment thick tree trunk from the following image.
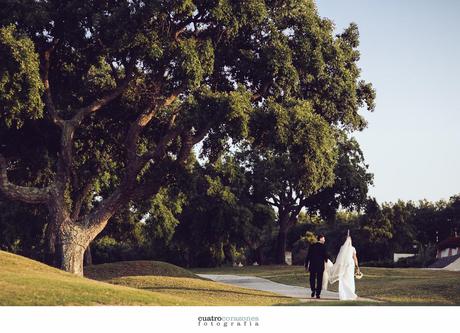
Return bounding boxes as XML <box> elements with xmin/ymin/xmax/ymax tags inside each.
<box><xmin>274</xmin><ymin>210</ymin><xmax>292</xmax><ymax>264</ymax></box>
<box><xmin>274</xmin><ymin>207</ymin><xmax>301</xmax><ymax>264</ymax></box>
<box><xmin>274</xmin><ymin>229</ymin><xmax>288</xmax><ymax>264</ymax></box>
<box><xmin>59</xmin><ymin>239</ymin><xmax>86</xmax><ymax>275</ymax></box>
<box><xmin>255</xmin><ymin>246</ymin><xmax>265</xmax><ymax>265</ymax></box>
<box><xmin>56</xmin><ymin>221</ymin><xmax>91</xmax><ymax>276</ymax></box>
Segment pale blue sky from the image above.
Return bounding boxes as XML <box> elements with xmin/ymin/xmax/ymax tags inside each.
<box><xmin>316</xmin><ymin>0</ymin><xmax>460</xmax><ymax>203</ymax></box>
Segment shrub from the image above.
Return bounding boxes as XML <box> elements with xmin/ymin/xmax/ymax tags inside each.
<box><xmin>291</xmin><ymin>232</ymin><xmax>317</xmax><ymax>265</ymax></box>
<box><xmin>91</xmin><ymin>236</ymin><xmax>146</xmax><ymax>264</ymax></box>
<box><xmin>362</xmin><ymin>245</ymin><xmax>436</xmax><ymax>268</ymax></box>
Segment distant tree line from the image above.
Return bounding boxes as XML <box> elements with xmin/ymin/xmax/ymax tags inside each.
<box><xmin>289</xmin><ymin>196</ymin><xmax>460</xmax><ymax>267</ymax></box>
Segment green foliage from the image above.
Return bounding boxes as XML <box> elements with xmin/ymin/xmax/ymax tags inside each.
<box><xmin>250</xmin><ymin>99</ymin><xmax>338</xmax><ymax>198</ymax></box>
<box><xmin>286</xmin><ymin>194</ymin><xmax>460</xmax><ymax>266</ymax></box>
<box><xmin>86</xmin><ymin>57</ymin><xmax>117</xmax><ymax>93</ymax></box>
<box><xmin>0</xmin><ymin>199</ymin><xmax>47</xmax><ymax>260</ymax></box>
<box><xmin>143</xmin><ymin>188</ymin><xmax>186</xmax><ymax>245</ymax></box>
<box><xmin>0</xmin><ymin>25</ymin><xmax>44</xmax><ymax>128</ymax></box>
<box><xmin>303</xmin><ymin>231</ymin><xmax>318</xmax><ymax>244</ymax></box>
<box><xmin>305</xmin><ymin>135</ymin><xmax>373</xmax><ymax>222</ymax></box>
<box><xmin>169</xmin><ymin>157</ymin><xmax>276</xmax><ymax>267</ymax></box>
<box><xmin>176</xmin><ymin>38</ymin><xmax>207</xmax><ymax>89</ymax></box>
<box><xmin>361</xmin><ymin>198</ymin><xmax>393</xmax><ymax>242</ymax></box>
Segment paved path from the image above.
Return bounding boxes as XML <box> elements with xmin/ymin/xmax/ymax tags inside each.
<box><xmin>445</xmin><ymin>257</ymin><xmax>460</xmax><ymax>271</ymax></box>
<box><xmin>198</xmin><ymin>274</ymin><xmax>376</xmax><ymax>302</ymax></box>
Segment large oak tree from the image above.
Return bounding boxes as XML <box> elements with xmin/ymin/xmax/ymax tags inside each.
<box><xmin>0</xmin><ymin>0</ymin><xmax>374</xmax><ymax>274</ymax></box>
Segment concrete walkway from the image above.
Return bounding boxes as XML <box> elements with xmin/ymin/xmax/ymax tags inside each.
<box><xmin>445</xmin><ymin>257</ymin><xmax>460</xmax><ymax>271</ymax></box>
<box><xmin>198</xmin><ymin>274</ymin><xmax>375</xmax><ymax>302</ymax></box>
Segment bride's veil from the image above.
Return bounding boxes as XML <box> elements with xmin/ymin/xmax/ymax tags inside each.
<box><xmin>329</xmin><ymin>234</ymin><xmax>353</xmax><ymax>284</ymax></box>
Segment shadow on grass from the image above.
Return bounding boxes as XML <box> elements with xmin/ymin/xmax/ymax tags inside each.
<box><xmin>275</xmin><ymin>301</ymin><xmax>383</xmax><ymax>306</ymax></box>
<box><xmin>279</xmin><ymin>300</ymin><xmax>458</xmax><ymax>306</ymax></box>
<box><xmin>136</xmin><ymin>285</ymin><xmax>295</xmax><ymax>300</ymax></box>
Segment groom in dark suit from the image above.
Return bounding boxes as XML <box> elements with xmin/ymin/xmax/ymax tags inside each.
<box><xmin>304</xmin><ymin>234</ymin><xmax>328</xmax><ymax>299</ymax></box>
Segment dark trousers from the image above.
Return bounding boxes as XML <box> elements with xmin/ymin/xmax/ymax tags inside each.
<box><xmin>309</xmin><ymin>270</ymin><xmax>324</xmax><ymax>296</ymax></box>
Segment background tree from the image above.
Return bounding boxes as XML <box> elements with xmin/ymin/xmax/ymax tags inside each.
<box><xmin>357</xmin><ymin>198</ymin><xmax>393</xmax><ymax>261</ymax></box>
<box><xmin>446</xmin><ymin>195</ymin><xmax>460</xmax><ymax>236</ymax></box>
<box><xmin>247</xmin><ymin>107</ymin><xmax>337</xmax><ymax>264</ymax></box>
<box><xmin>304</xmin><ymin>135</ymin><xmax>373</xmax><ymax>223</ymax></box>
<box><xmin>246</xmin><ymin>107</ymin><xmax>373</xmax><ymax>265</ymax></box>
<box><xmin>411</xmin><ymin>200</ymin><xmax>444</xmax><ymax>246</ymax></box>
<box><xmin>386</xmin><ymin>200</ymin><xmax>417</xmax><ymax>254</ymax></box>
<box><xmin>238</xmin><ymin>12</ymin><xmax>375</xmax><ymax>263</ymax></box>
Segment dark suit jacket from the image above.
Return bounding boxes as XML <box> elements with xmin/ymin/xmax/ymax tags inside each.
<box><xmin>304</xmin><ymin>242</ymin><xmax>328</xmax><ymax>272</ymax></box>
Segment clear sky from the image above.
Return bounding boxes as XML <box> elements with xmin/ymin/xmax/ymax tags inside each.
<box><xmin>315</xmin><ymin>0</ymin><xmax>460</xmax><ymax>203</ymax></box>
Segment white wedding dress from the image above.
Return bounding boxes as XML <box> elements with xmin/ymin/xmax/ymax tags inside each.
<box><xmin>322</xmin><ymin>259</ymin><xmax>333</xmax><ymax>291</ymax></box>
<box><xmin>328</xmin><ymin>236</ymin><xmax>358</xmax><ymax>300</ymax></box>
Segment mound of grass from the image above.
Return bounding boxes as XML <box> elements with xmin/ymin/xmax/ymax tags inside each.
<box><xmin>85</xmin><ymin>260</ymin><xmax>205</xmax><ymax>281</ymax></box>
<box><xmin>0</xmin><ymin>251</ymin><xmax>189</xmax><ymax>305</ymax></box>
<box><xmin>0</xmin><ymin>251</ymin><xmax>297</xmax><ymax>306</ymax></box>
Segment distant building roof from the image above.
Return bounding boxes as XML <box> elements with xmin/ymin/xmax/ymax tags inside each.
<box><xmin>437</xmin><ymin>237</ymin><xmax>460</xmax><ymax>251</ymax></box>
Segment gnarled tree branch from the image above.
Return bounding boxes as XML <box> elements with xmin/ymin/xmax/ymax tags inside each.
<box><xmin>0</xmin><ymin>154</ymin><xmax>50</xmax><ymax>204</ymax></box>
<box><xmin>125</xmin><ymin>89</ymin><xmax>181</xmax><ymax>163</ymax></box>
<box><xmin>84</xmin><ymin>90</ymin><xmax>182</xmax><ymax>231</ymax></box>
<box><xmin>41</xmin><ymin>39</ymin><xmax>64</xmax><ymax>128</ymax></box>
<box><xmin>71</xmin><ymin>177</ymin><xmax>95</xmax><ymax>221</ymax></box>
<box><xmin>70</xmin><ymin>76</ymin><xmax>133</xmax><ymax>127</ymax></box>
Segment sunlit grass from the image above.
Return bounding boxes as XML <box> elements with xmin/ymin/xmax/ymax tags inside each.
<box><xmin>0</xmin><ymin>251</ymin><xmax>297</xmax><ymax>306</ymax></box>
<box><xmin>192</xmin><ymin>265</ymin><xmax>460</xmax><ymax>305</ymax></box>
<box><xmin>106</xmin><ymin>275</ymin><xmax>297</xmax><ymax>306</ymax></box>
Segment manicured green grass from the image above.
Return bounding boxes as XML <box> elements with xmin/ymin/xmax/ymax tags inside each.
<box><xmin>191</xmin><ymin>265</ymin><xmax>460</xmax><ymax>305</ymax></box>
<box><xmin>0</xmin><ymin>251</ymin><xmax>187</xmax><ymax>305</ymax></box>
<box><xmin>86</xmin><ymin>260</ymin><xmax>296</xmax><ymax>306</ymax></box>
<box><xmin>0</xmin><ymin>251</ymin><xmax>297</xmax><ymax>306</ymax></box>
<box><xmin>7</xmin><ymin>249</ymin><xmax>456</xmax><ymax>306</ymax></box>
<box><xmin>105</xmin><ymin>275</ymin><xmax>296</xmax><ymax>306</ymax></box>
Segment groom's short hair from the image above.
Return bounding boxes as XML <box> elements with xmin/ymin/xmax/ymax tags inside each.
<box><xmin>317</xmin><ymin>233</ymin><xmax>325</xmax><ymax>240</ymax></box>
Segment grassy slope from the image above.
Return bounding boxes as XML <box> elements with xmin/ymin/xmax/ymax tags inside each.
<box><xmin>0</xmin><ymin>251</ymin><xmax>187</xmax><ymax>305</ymax></box>
<box><xmin>85</xmin><ymin>260</ymin><xmax>206</xmax><ymax>280</ymax></box>
<box><xmin>191</xmin><ymin>265</ymin><xmax>460</xmax><ymax>305</ymax></box>
<box><xmin>0</xmin><ymin>251</ymin><xmax>296</xmax><ymax>306</ymax></box>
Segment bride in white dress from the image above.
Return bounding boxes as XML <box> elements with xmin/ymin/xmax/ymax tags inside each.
<box><xmin>328</xmin><ymin>234</ymin><xmax>360</xmax><ymax>300</ymax></box>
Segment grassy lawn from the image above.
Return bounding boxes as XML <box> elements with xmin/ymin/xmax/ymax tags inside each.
<box><xmin>191</xmin><ymin>265</ymin><xmax>460</xmax><ymax>305</ymax></box>
<box><xmin>85</xmin><ymin>260</ymin><xmax>207</xmax><ymax>280</ymax></box>
<box><xmin>0</xmin><ymin>251</ymin><xmax>297</xmax><ymax>306</ymax></box>
<box><xmin>85</xmin><ymin>260</ymin><xmax>296</xmax><ymax>305</ymax></box>
<box><xmin>105</xmin><ymin>275</ymin><xmax>296</xmax><ymax>306</ymax></box>
<box><xmin>4</xmin><ymin>249</ymin><xmax>458</xmax><ymax>306</ymax></box>
<box><xmin>0</xmin><ymin>250</ymin><xmax>188</xmax><ymax>305</ymax></box>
